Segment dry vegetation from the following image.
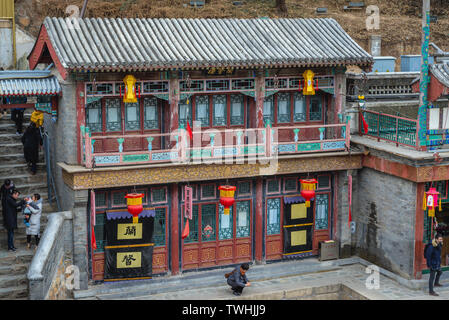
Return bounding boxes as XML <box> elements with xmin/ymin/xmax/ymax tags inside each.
<box><xmin>17</xmin><ymin>0</ymin><xmax>449</xmax><ymax>60</ymax></box>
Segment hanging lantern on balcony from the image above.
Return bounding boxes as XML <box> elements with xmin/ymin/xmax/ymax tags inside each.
<box><xmin>423</xmin><ymin>187</ymin><xmax>441</xmax><ymax>217</ymax></box>
<box><xmin>300</xmin><ymin>179</ymin><xmax>317</xmax><ymax>208</ymax></box>
<box><xmin>125</xmin><ymin>193</ymin><xmax>144</xmax><ymax>223</ymax></box>
<box><xmin>302</xmin><ymin>69</ymin><xmax>316</xmax><ymax>96</ymax></box>
<box><xmin>218</xmin><ymin>185</ymin><xmax>236</xmax><ymax>215</ymax></box>
<box><xmin>123</xmin><ymin>75</ymin><xmax>137</xmax><ymax>103</ymax></box>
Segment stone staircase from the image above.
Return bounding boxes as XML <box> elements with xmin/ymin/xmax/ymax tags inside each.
<box><xmin>0</xmin><ymin>112</ymin><xmax>54</xmax><ymax>299</ymax></box>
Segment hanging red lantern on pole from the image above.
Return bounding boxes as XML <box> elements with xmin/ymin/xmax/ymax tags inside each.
<box><xmin>125</xmin><ymin>193</ymin><xmax>144</xmax><ymax>223</ymax></box>
<box><xmin>218</xmin><ymin>185</ymin><xmax>236</xmax><ymax>215</ymax></box>
<box><xmin>423</xmin><ymin>187</ymin><xmax>441</xmax><ymax>217</ymax></box>
<box><xmin>300</xmin><ymin>179</ymin><xmax>318</xmax><ymax>208</ymax></box>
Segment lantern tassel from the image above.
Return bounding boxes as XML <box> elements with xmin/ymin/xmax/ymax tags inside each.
<box><xmin>439</xmin><ymin>198</ymin><xmax>442</xmax><ymax>212</ymax></box>
<box><xmin>423</xmin><ymin>193</ymin><xmax>427</xmax><ymax>211</ymax></box>
<box><xmin>305</xmin><ymin>200</ymin><xmax>310</xmax><ymax>208</ymax></box>
<box><xmin>224</xmin><ymin>207</ymin><xmax>230</xmax><ymax>215</ymax></box>
<box><xmin>133</xmin><ymin>216</ymin><xmax>138</xmax><ymax>224</ymax></box>
<box><xmin>429</xmin><ymin>207</ymin><xmax>435</xmax><ymax>217</ymax></box>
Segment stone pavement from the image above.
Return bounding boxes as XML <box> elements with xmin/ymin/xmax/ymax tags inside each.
<box><xmin>74</xmin><ymin>257</ymin><xmax>449</xmax><ymax>300</ymax></box>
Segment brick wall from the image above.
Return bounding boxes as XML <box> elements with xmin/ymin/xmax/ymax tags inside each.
<box><xmin>353</xmin><ymin>167</ymin><xmax>417</xmax><ymax>279</ymax></box>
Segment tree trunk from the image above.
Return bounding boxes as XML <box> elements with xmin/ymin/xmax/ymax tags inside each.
<box><xmin>276</xmin><ymin>0</ymin><xmax>288</xmax><ymax>14</ymax></box>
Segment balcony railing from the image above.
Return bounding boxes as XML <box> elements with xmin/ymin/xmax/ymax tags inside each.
<box><xmin>360</xmin><ymin>110</ymin><xmax>418</xmax><ymax>148</ymax></box>
<box><xmin>80</xmin><ymin>123</ymin><xmax>350</xmax><ymax>168</ymax></box>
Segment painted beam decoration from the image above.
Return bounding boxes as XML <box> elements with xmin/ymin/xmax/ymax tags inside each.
<box><xmin>103</xmin><ymin>209</ymin><xmax>155</xmax><ymax>281</ymax></box>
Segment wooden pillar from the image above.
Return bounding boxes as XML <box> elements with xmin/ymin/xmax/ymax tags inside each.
<box><xmin>255</xmin><ymin>71</ymin><xmax>265</xmax><ymax>129</ymax></box>
<box><xmin>170</xmin><ymin>184</ymin><xmax>180</xmax><ymax>275</ymax></box>
<box><xmin>414</xmin><ymin>182</ymin><xmax>425</xmax><ymax>279</ymax></box>
<box><xmin>255</xmin><ymin>177</ymin><xmax>264</xmax><ymax>263</ymax></box>
<box><xmin>169</xmin><ymin>75</ymin><xmax>180</xmax><ymax>134</ymax></box>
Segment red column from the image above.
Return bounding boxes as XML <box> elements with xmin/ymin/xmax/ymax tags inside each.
<box><xmin>255</xmin><ymin>74</ymin><xmax>265</xmax><ymax>129</ymax></box>
<box><xmin>169</xmin><ymin>77</ymin><xmax>180</xmax><ymax>132</ymax></box>
<box><xmin>171</xmin><ymin>184</ymin><xmax>180</xmax><ymax>275</ymax></box>
<box><xmin>414</xmin><ymin>183</ymin><xmax>425</xmax><ymax>279</ymax></box>
<box><xmin>255</xmin><ymin>177</ymin><xmax>263</xmax><ymax>263</ymax></box>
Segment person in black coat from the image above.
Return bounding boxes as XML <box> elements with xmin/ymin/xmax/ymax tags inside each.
<box><xmin>21</xmin><ymin>122</ymin><xmax>43</xmax><ymax>175</ymax></box>
<box><xmin>3</xmin><ymin>190</ymin><xmax>25</xmax><ymax>252</ymax></box>
<box><xmin>0</xmin><ymin>179</ymin><xmax>15</xmax><ymax>210</ymax></box>
<box><xmin>226</xmin><ymin>263</ymin><xmax>251</xmax><ymax>296</ymax></box>
<box><xmin>426</xmin><ymin>233</ymin><xmax>444</xmax><ymax>296</ymax></box>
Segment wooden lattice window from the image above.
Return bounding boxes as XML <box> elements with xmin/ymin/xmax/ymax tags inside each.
<box><xmin>284</xmin><ymin>178</ymin><xmax>297</xmax><ymax>192</ymax></box>
<box><xmin>315</xmin><ymin>194</ymin><xmax>329</xmax><ymax>230</ymax></box>
<box><xmin>112</xmin><ymin>191</ymin><xmax>126</xmax><ymax>207</ymax></box>
<box><xmin>106</xmin><ymin>98</ymin><xmax>122</xmax><ymax>132</ymax></box>
<box><xmin>236</xmin><ymin>200</ymin><xmax>250</xmax><ymax>238</ymax></box>
<box><xmin>86</xmin><ymin>83</ymin><xmax>113</xmax><ymax>95</ymax></box>
<box><xmin>201</xmin><ymin>204</ymin><xmax>217</xmax><ymax>242</ymax></box>
<box><xmin>94</xmin><ymin>192</ymin><xmax>107</xmax><ymax>208</ymax></box>
<box><xmin>219</xmin><ymin>204</ymin><xmax>233</xmax><ymax>240</ymax></box>
<box><xmin>93</xmin><ymin>212</ymin><xmax>106</xmax><ymax>252</ymax></box>
<box><xmin>195</xmin><ymin>95</ymin><xmax>210</xmax><ymax>127</ymax></box>
<box><xmin>201</xmin><ymin>184</ymin><xmax>216</xmax><ymax>199</ymax></box>
<box><xmin>184</xmin><ymin>205</ymin><xmax>199</xmax><ymax>243</ymax></box>
<box><xmin>153</xmin><ymin>207</ymin><xmax>166</xmax><ymax>247</ymax></box>
<box><xmin>267</xmin><ymin>198</ymin><xmax>281</xmax><ymax>235</ymax></box>
<box><xmin>125</xmin><ymin>100</ymin><xmax>141</xmax><ymax>131</ymax></box>
<box><xmin>144</xmin><ymin>97</ymin><xmax>159</xmax><ymax>130</ymax></box>
<box><xmin>277</xmin><ymin>93</ymin><xmax>291</xmax><ymax>123</ymax></box>
<box><xmin>267</xmin><ymin>179</ymin><xmax>280</xmax><ymax>194</ymax></box>
<box><xmin>86</xmin><ymin>99</ymin><xmax>102</xmax><ymax>133</ymax></box>
<box><xmin>310</xmin><ymin>96</ymin><xmax>322</xmax><ymax>121</ymax></box>
<box><xmin>293</xmin><ymin>92</ymin><xmax>306</xmax><ymax>122</ymax></box>
<box><xmin>213</xmin><ymin>95</ymin><xmax>227</xmax><ymax>126</ymax></box>
<box><xmin>230</xmin><ymin>94</ymin><xmax>244</xmax><ymax>126</ymax></box>
<box><xmin>317</xmin><ymin>175</ymin><xmax>331</xmax><ymax>190</ymax></box>
<box><xmin>238</xmin><ymin>181</ymin><xmax>251</xmax><ymax>196</ymax></box>
<box><xmin>263</xmin><ymin>95</ymin><xmax>274</xmax><ymax>125</ymax></box>
<box><xmin>152</xmin><ymin>187</ymin><xmax>167</xmax><ymax>203</ymax></box>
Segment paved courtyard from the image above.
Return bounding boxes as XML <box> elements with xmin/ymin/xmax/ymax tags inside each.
<box><xmin>74</xmin><ymin>257</ymin><xmax>449</xmax><ymax>300</ymax></box>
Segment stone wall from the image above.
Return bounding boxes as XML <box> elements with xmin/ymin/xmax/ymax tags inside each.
<box><xmin>353</xmin><ymin>167</ymin><xmax>417</xmax><ymax>279</ymax></box>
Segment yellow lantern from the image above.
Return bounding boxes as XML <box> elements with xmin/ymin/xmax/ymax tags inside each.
<box><xmin>218</xmin><ymin>185</ymin><xmax>236</xmax><ymax>215</ymax></box>
<box><xmin>123</xmin><ymin>75</ymin><xmax>137</xmax><ymax>103</ymax></box>
<box><xmin>302</xmin><ymin>69</ymin><xmax>316</xmax><ymax>96</ymax></box>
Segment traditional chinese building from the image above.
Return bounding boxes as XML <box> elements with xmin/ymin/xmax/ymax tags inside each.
<box><xmin>28</xmin><ymin>17</ymin><xmax>373</xmax><ymax>287</ymax></box>
<box><xmin>347</xmin><ymin>58</ymin><xmax>449</xmax><ymax>280</ymax></box>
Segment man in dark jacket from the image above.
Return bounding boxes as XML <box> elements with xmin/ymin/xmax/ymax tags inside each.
<box><xmin>426</xmin><ymin>233</ymin><xmax>444</xmax><ymax>296</ymax></box>
<box><xmin>0</xmin><ymin>179</ymin><xmax>15</xmax><ymax>209</ymax></box>
<box><xmin>3</xmin><ymin>190</ymin><xmax>25</xmax><ymax>252</ymax></box>
<box><xmin>21</xmin><ymin>122</ymin><xmax>43</xmax><ymax>175</ymax></box>
<box><xmin>226</xmin><ymin>263</ymin><xmax>251</xmax><ymax>296</ymax></box>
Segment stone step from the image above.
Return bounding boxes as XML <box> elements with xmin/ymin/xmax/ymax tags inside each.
<box><xmin>0</xmin><ymin>284</ymin><xmax>28</xmax><ymax>300</ymax></box>
<box><xmin>0</xmin><ymin>153</ymin><xmax>44</xmax><ymax>165</ymax></box>
<box><xmin>7</xmin><ymin>182</ymin><xmax>48</xmax><ymax>197</ymax></box>
<box><xmin>0</xmin><ymin>123</ymin><xmax>15</xmax><ymax>133</ymax></box>
<box><xmin>0</xmin><ymin>262</ymin><xmax>28</xmax><ymax>276</ymax></box>
<box><xmin>0</xmin><ymin>247</ymin><xmax>33</xmax><ymax>267</ymax></box>
<box><xmin>0</xmin><ymin>274</ymin><xmax>28</xmax><ymax>289</ymax></box>
<box><xmin>0</xmin><ymin>133</ymin><xmax>24</xmax><ymax>143</ymax></box>
<box><xmin>0</xmin><ymin>172</ymin><xmax>47</xmax><ymax>186</ymax></box>
<box><xmin>0</xmin><ymin>142</ymin><xmax>26</xmax><ymax>154</ymax></box>
<box><xmin>0</xmin><ymin>164</ymin><xmax>47</xmax><ymax>176</ymax></box>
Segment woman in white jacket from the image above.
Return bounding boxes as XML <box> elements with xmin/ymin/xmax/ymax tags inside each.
<box><xmin>25</xmin><ymin>193</ymin><xmax>42</xmax><ymax>249</ymax></box>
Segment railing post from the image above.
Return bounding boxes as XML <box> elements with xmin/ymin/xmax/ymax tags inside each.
<box><xmin>396</xmin><ymin>118</ymin><xmax>399</xmax><ymax>146</ymax></box>
<box><xmin>346</xmin><ymin>115</ymin><xmax>351</xmax><ymax>150</ymax></box>
<box><xmin>377</xmin><ymin>112</ymin><xmax>380</xmax><ymax>141</ymax></box>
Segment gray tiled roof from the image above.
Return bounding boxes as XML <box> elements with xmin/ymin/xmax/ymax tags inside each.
<box><xmin>0</xmin><ymin>70</ymin><xmax>61</xmax><ymax>96</ymax></box>
<box><xmin>42</xmin><ymin>17</ymin><xmax>373</xmax><ymax>71</ymax></box>
<box><xmin>431</xmin><ymin>62</ymin><xmax>449</xmax><ymax>87</ymax></box>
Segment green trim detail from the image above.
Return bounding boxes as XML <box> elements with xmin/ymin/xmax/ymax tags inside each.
<box><xmin>122</xmin><ymin>154</ymin><xmax>149</xmax><ymax>162</ymax></box>
<box><xmin>298</xmin><ymin>143</ymin><xmax>321</xmax><ymax>152</ymax></box>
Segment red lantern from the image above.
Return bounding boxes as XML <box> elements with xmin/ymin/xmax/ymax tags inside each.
<box><xmin>218</xmin><ymin>185</ymin><xmax>236</xmax><ymax>215</ymax></box>
<box><xmin>423</xmin><ymin>187</ymin><xmax>441</xmax><ymax>217</ymax></box>
<box><xmin>300</xmin><ymin>179</ymin><xmax>317</xmax><ymax>208</ymax></box>
<box><xmin>125</xmin><ymin>193</ymin><xmax>144</xmax><ymax>223</ymax></box>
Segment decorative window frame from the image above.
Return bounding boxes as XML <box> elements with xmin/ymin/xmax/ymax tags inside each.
<box><xmin>94</xmin><ymin>191</ymin><xmax>108</xmax><ymax>209</ymax></box>
<box><xmin>85</xmin><ymin>80</ymin><xmax>169</xmax><ymax>97</ymax></box>
<box><xmin>110</xmin><ymin>189</ymin><xmax>128</xmax><ymax>208</ymax></box>
<box><xmin>151</xmin><ymin>186</ymin><xmax>168</xmax><ymax>205</ymax></box>
<box><xmin>266</xmin><ymin>178</ymin><xmax>281</xmax><ymax>195</ymax></box>
<box><xmin>237</xmin><ymin>180</ymin><xmax>252</xmax><ymax>198</ymax></box>
<box><xmin>316</xmin><ymin>174</ymin><xmax>331</xmax><ymax>190</ymax></box>
<box><xmin>200</xmin><ymin>183</ymin><xmax>217</xmax><ymax>200</ymax></box>
<box><xmin>283</xmin><ymin>177</ymin><xmax>298</xmax><ymax>194</ymax></box>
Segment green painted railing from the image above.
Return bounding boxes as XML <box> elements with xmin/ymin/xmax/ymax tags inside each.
<box><xmin>361</xmin><ymin>110</ymin><xmax>418</xmax><ymax>148</ymax></box>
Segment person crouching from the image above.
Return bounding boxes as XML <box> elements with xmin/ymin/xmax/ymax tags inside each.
<box><xmin>226</xmin><ymin>263</ymin><xmax>251</xmax><ymax>296</ymax></box>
